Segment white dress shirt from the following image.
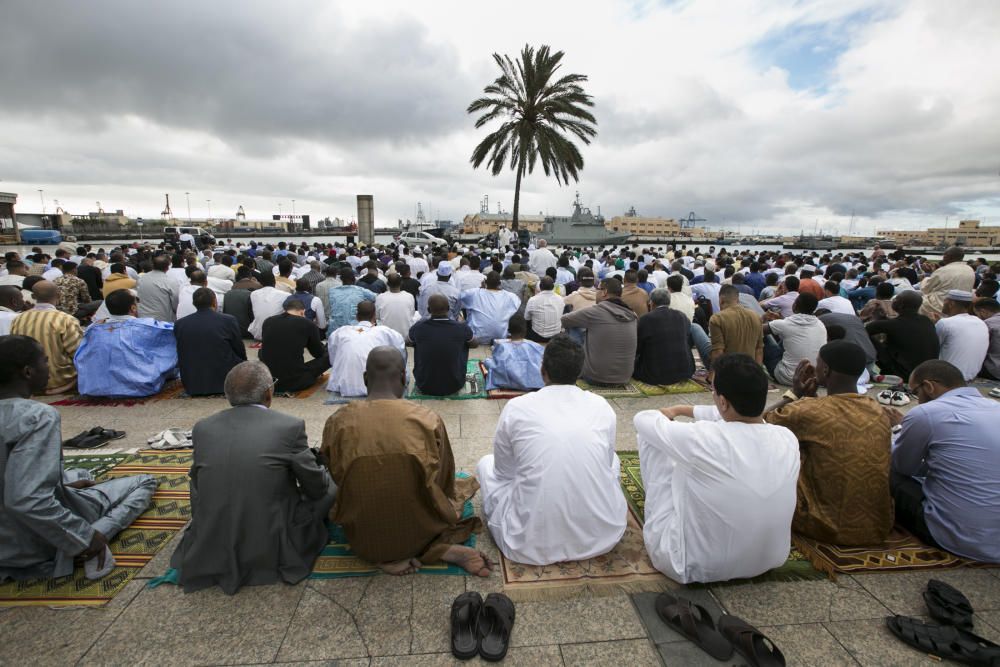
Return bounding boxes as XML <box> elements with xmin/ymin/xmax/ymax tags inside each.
<box><xmin>936</xmin><ymin>313</ymin><xmax>989</xmax><ymax>381</ymax></box>
<box><xmin>375</xmin><ymin>290</ymin><xmax>416</xmax><ymax>340</ymax></box>
<box><xmin>0</xmin><ymin>307</ymin><xmax>17</xmax><ymax>336</ymax></box>
<box><xmin>454</xmin><ymin>267</ymin><xmax>486</xmax><ymax>292</ymax></box>
<box><xmin>528</xmin><ymin>248</ymin><xmax>557</xmax><ymax>276</ymax></box>
<box><xmin>817</xmin><ymin>295</ymin><xmax>855</xmax><ymax>315</ymax></box>
<box><xmin>166</xmin><ymin>267</ymin><xmax>189</xmax><ymax>289</ymax></box>
<box><xmin>477</xmin><ymin>385</ymin><xmax>627</xmax><ymax>565</ymax></box>
<box><xmin>634</xmin><ymin>406</ymin><xmax>799</xmax><ymax>584</ymax></box>
<box><xmin>325</xmin><ymin>321</ymin><xmax>406</xmax><ymax>396</ymax></box>
<box><xmin>524</xmin><ymin>290</ymin><xmax>565</xmax><ymax>338</ymax></box>
<box><xmin>248</xmin><ymin>287</ymin><xmax>290</xmax><ymax>340</ymax></box>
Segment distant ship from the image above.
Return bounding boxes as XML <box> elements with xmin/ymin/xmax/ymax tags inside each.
<box><xmin>784</xmin><ymin>234</ymin><xmax>837</xmax><ymax>250</ymax></box>
<box><xmin>535</xmin><ymin>193</ymin><xmax>632</xmax><ymax>246</ymax></box>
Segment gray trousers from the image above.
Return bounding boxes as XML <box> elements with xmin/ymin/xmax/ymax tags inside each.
<box><xmin>65</xmin><ymin>469</ymin><xmax>159</xmax><ymax>539</ymax></box>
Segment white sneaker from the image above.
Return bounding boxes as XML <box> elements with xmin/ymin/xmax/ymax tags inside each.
<box><xmin>890</xmin><ymin>391</ymin><xmax>911</xmax><ymax>407</ymax></box>
<box><xmin>877</xmin><ymin>390</ymin><xmax>894</xmax><ymax>405</ymax></box>
<box><xmin>84</xmin><ymin>545</ymin><xmax>115</xmax><ymax>580</ymax></box>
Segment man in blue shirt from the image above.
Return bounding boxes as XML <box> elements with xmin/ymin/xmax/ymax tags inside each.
<box><xmin>327</xmin><ymin>268</ymin><xmax>376</xmax><ymax>332</ymax></box>
<box><xmin>459</xmin><ymin>272</ymin><xmax>521</xmax><ymax>344</ymax></box>
<box><xmin>483</xmin><ymin>314</ymin><xmax>545</xmax><ymax>391</ymax></box>
<box><xmin>889</xmin><ymin>359</ymin><xmax>1000</xmax><ymax>562</ymax></box>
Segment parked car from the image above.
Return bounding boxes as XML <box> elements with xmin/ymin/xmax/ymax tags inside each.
<box><xmin>394</xmin><ymin>230</ymin><xmax>446</xmax><ymax>247</ymax></box>
<box><xmin>164</xmin><ymin>226</ymin><xmax>216</xmax><ymax>250</ymax></box>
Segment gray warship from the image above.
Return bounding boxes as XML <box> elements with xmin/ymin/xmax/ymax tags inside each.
<box><xmin>535</xmin><ymin>192</ymin><xmax>632</xmax><ymax>247</ymax></box>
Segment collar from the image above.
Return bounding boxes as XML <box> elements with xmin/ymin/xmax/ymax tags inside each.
<box><xmin>33</xmin><ymin>303</ymin><xmax>57</xmax><ymax>311</ymax></box>
<box><xmin>0</xmin><ymin>306</ymin><xmax>13</xmax><ymax>312</ymax></box>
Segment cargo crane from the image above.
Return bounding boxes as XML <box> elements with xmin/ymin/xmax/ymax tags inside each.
<box><xmin>160</xmin><ymin>193</ymin><xmax>173</xmax><ymax>220</ymax></box>
<box><xmin>679</xmin><ymin>212</ymin><xmax>706</xmax><ymax>229</ymax></box>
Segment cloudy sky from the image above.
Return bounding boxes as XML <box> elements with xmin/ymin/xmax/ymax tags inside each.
<box><xmin>1</xmin><ymin>0</ymin><xmax>998</xmax><ymax>235</ymax></box>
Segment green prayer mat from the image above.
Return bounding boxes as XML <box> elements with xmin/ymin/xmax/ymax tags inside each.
<box><xmin>633</xmin><ymin>379</ymin><xmax>708</xmax><ymax>396</ymax></box>
<box><xmin>407</xmin><ymin>360</ymin><xmax>487</xmax><ymax>400</ymax></box>
<box><xmin>617</xmin><ymin>451</ymin><xmax>825</xmax><ymax>584</ymax></box>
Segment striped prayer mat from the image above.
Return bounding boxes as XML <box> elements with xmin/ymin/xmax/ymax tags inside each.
<box><xmin>0</xmin><ymin>450</ymin><xmax>192</xmax><ymax>608</ymax></box>
<box><xmin>50</xmin><ymin>380</ymin><xmax>185</xmax><ymax>407</ymax></box>
<box><xmin>616</xmin><ymin>451</ymin><xmax>825</xmax><ymax>585</ymax></box>
<box><xmin>632</xmin><ymin>378</ymin><xmax>708</xmax><ymax>396</ymax></box>
<box><xmin>407</xmin><ymin>360</ymin><xmax>487</xmax><ymax>400</ymax></box>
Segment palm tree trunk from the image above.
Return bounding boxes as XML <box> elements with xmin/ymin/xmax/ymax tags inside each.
<box><xmin>511</xmin><ymin>160</ymin><xmax>524</xmax><ymax>232</ymax></box>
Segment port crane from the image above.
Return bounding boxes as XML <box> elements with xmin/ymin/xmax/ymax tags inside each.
<box><xmin>679</xmin><ymin>212</ymin><xmax>706</xmax><ymax>229</ymax></box>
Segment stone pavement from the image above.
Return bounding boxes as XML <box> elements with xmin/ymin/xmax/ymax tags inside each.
<box><xmin>3</xmin><ymin>345</ymin><xmax>1000</xmax><ymax>666</ymax></box>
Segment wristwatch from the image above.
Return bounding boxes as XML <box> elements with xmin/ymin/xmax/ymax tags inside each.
<box><xmin>782</xmin><ymin>390</ymin><xmax>800</xmax><ymax>402</ymax></box>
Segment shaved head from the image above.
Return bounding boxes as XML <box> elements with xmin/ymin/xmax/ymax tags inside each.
<box><xmin>364</xmin><ymin>346</ymin><xmax>406</xmax><ymax>398</ymax></box>
<box><xmin>356</xmin><ymin>300</ymin><xmax>376</xmax><ymax>322</ymax></box>
<box><xmin>31</xmin><ymin>280</ymin><xmax>59</xmax><ymax>304</ymax></box>
<box><xmin>427</xmin><ymin>294</ymin><xmax>450</xmax><ymax>317</ymax></box>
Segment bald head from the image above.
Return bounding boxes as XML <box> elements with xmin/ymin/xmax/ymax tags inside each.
<box><xmin>427</xmin><ymin>294</ymin><xmax>450</xmax><ymax>317</ymax></box>
<box><xmin>364</xmin><ymin>346</ymin><xmax>407</xmax><ymax>398</ymax></box>
<box><xmin>32</xmin><ymin>280</ymin><xmax>59</xmax><ymax>304</ymax></box>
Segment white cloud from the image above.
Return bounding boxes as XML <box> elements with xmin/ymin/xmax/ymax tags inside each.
<box><xmin>0</xmin><ymin>0</ymin><xmax>998</xmax><ymax>233</ymax></box>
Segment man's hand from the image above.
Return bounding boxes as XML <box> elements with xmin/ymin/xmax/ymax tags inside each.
<box><xmin>66</xmin><ymin>479</ymin><xmax>97</xmax><ymax>489</ymax></box>
<box><xmin>659</xmin><ymin>405</ymin><xmax>694</xmax><ymax>420</ymax></box>
<box><xmin>883</xmin><ymin>406</ymin><xmax>905</xmax><ymax>428</ymax></box>
<box><xmin>78</xmin><ymin>530</ymin><xmax>109</xmax><ymax>566</ymax></box>
<box><xmin>791</xmin><ymin>359</ymin><xmax>818</xmax><ymax>398</ymax></box>
<box><xmin>762</xmin><ymin>310</ymin><xmax>782</xmax><ymax>322</ymax></box>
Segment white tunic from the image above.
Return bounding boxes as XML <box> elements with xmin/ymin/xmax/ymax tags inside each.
<box><xmin>936</xmin><ymin>313</ymin><xmax>989</xmax><ymax>381</ymax></box>
<box><xmin>477</xmin><ymin>385</ymin><xmax>627</xmax><ymax>566</ymax></box>
<box><xmin>325</xmin><ymin>321</ymin><xmax>406</xmax><ymax>396</ymax></box>
<box><xmin>634</xmin><ymin>406</ymin><xmax>799</xmax><ymax>584</ymax></box>
<box><xmin>248</xmin><ymin>287</ymin><xmax>290</xmax><ymax>340</ymax></box>
<box><xmin>375</xmin><ymin>291</ymin><xmax>416</xmax><ymax>340</ymax></box>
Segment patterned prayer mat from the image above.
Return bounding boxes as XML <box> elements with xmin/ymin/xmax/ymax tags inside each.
<box><xmin>498</xmin><ymin>506</ymin><xmax>671</xmax><ymax>601</ymax></box>
<box><xmin>0</xmin><ymin>450</ymin><xmax>192</xmax><ymax>607</ymax></box>
<box><xmin>50</xmin><ymin>380</ymin><xmax>185</xmax><ymax>407</ymax></box>
<box><xmin>793</xmin><ymin>528</ymin><xmax>999</xmax><ymax>578</ymax></box>
<box><xmin>617</xmin><ymin>451</ymin><xmax>825</xmax><ymax>585</ymax></box>
<box><xmin>407</xmin><ymin>360</ymin><xmax>487</xmax><ymax>400</ymax></box>
<box><xmin>276</xmin><ymin>373</ymin><xmax>329</xmax><ymax>399</ymax></box>
<box><xmin>576</xmin><ymin>378</ymin><xmax>643</xmax><ymax>398</ymax></box>
<box><xmin>633</xmin><ymin>379</ymin><xmax>708</xmax><ymax>396</ymax></box>
<box><xmin>311</xmin><ymin>500</ymin><xmax>477</xmax><ymax>578</ymax></box>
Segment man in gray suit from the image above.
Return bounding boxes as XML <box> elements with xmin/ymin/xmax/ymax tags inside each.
<box><xmin>136</xmin><ymin>255</ymin><xmax>180</xmax><ymax>322</ymax></box>
<box><xmin>170</xmin><ymin>361</ymin><xmax>336</xmax><ymax>594</ymax></box>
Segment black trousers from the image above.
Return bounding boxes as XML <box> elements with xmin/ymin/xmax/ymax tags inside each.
<box><xmin>525</xmin><ymin>327</ymin><xmax>552</xmax><ymax>344</ymax></box>
<box><xmin>891</xmin><ymin>471</ymin><xmax>940</xmax><ymax>548</ymax></box>
<box><xmin>277</xmin><ymin>357</ymin><xmax>331</xmax><ymax>393</ymax></box>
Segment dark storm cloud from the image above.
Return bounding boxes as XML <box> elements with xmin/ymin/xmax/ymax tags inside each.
<box><xmin>0</xmin><ymin>1</ymin><xmax>472</xmax><ymax>153</ymax></box>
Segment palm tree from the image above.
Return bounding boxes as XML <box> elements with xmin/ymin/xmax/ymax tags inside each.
<box><xmin>467</xmin><ymin>44</ymin><xmax>597</xmax><ymax>231</ymax></box>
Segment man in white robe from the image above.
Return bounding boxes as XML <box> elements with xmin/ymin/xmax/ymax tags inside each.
<box><xmin>326</xmin><ymin>301</ymin><xmax>406</xmax><ymax>397</ymax></box>
<box><xmin>634</xmin><ymin>353</ymin><xmax>799</xmax><ymax>584</ymax></box>
<box><xmin>477</xmin><ymin>334</ymin><xmax>627</xmax><ymax>566</ymax></box>
<box><xmin>248</xmin><ymin>273</ymin><xmax>292</xmax><ymax>340</ymax></box>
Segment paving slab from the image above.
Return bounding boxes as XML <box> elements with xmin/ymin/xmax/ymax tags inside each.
<box><xmin>275</xmin><ymin>587</ymin><xmax>369</xmax><ymax>662</ymax></box>
<box><xmin>756</xmin><ymin>622</ymin><xmax>860</xmax><ymax>666</ymax></box>
<box><xmin>409</xmin><ymin>574</ymin><xmax>467</xmax><ymax>654</ymax></box>
<box><xmin>560</xmin><ymin>638</ymin><xmax>662</xmax><ymax>666</ymax></box>
<box><xmin>80</xmin><ymin>580</ymin><xmax>305</xmax><ymax>665</ymax></box>
<box><xmin>710</xmin><ymin>576</ymin><xmax>890</xmax><ymax>626</ymax></box>
<box><xmin>368</xmin><ymin>645</ymin><xmax>563</xmax><ymax>666</ymax></box>
<box><xmin>0</xmin><ymin>579</ymin><xmax>144</xmax><ymax>666</ymax></box>
<box><xmin>823</xmin><ymin>617</ymin><xmax>935</xmax><ymax>666</ymax></box>
<box><xmin>509</xmin><ymin>594</ymin><xmax>647</xmax><ymax>648</ymax></box>
<box><xmin>352</xmin><ymin>575</ymin><xmax>415</xmax><ymax>657</ymax></box>
<box><xmin>851</xmin><ymin>569</ymin><xmax>1000</xmax><ymax>615</ymax></box>
<box><xmin>306</xmin><ymin>578</ymin><xmax>373</xmax><ymax>615</ymax></box>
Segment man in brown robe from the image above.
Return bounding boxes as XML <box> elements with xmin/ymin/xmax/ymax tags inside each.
<box><xmin>765</xmin><ymin>340</ymin><xmax>894</xmax><ymax>546</ymax></box>
<box><xmin>320</xmin><ymin>346</ymin><xmax>492</xmax><ymax>576</ymax></box>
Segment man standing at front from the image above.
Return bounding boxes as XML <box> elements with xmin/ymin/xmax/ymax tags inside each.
<box><xmin>477</xmin><ymin>335</ymin><xmax>627</xmax><ymax>565</ymax></box>
<box><xmin>635</xmin><ymin>354</ymin><xmax>799</xmax><ymax>583</ymax></box>
<box><xmin>170</xmin><ymin>361</ymin><xmax>336</xmax><ymax>594</ymax></box>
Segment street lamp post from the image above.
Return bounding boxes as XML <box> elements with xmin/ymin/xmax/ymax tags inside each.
<box><xmin>206</xmin><ymin>200</ymin><xmax>212</xmax><ymax>220</ymax></box>
<box><xmin>38</xmin><ymin>189</ymin><xmax>44</xmax><ymax>214</ymax></box>
<box><xmin>185</xmin><ymin>192</ymin><xmax>191</xmax><ymax>221</ymax></box>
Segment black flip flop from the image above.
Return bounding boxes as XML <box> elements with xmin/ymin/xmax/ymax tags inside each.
<box><xmin>717</xmin><ymin>614</ymin><xmax>786</xmax><ymax>667</ymax></box>
<box><xmin>886</xmin><ymin>616</ymin><xmax>1000</xmax><ymax>666</ymax></box>
<box><xmin>925</xmin><ymin>579</ymin><xmax>974</xmax><ymax>630</ymax></box>
<box><xmin>450</xmin><ymin>592</ymin><xmax>482</xmax><ymax>661</ymax></box>
<box><xmin>478</xmin><ymin>592</ymin><xmax>515</xmax><ymax>662</ymax></box>
<box><xmin>654</xmin><ymin>593</ymin><xmax>734</xmax><ymax>661</ymax></box>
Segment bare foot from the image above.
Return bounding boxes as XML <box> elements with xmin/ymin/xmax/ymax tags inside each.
<box><xmin>441</xmin><ymin>545</ymin><xmax>493</xmax><ymax>577</ymax></box>
<box><xmin>379</xmin><ymin>558</ymin><xmax>422</xmax><ymax>576</ymax></box>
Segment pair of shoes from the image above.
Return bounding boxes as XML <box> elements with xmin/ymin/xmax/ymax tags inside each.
<box><xmin>886</xmin><ymin>580</ymin><xmax>1000</xmax><ymax>665</ymax></box>
<box><xmin>877</xmin><ymin>390</ymin><xmax>910</xmax><ymax>406</ymax></box>
<box><xmin>655</xmin><ymin>593</ymin><xmax>785</xmax><ymax>666</ymax></box>
<box><xmin>450</xmin><ymin>592</ymin><xmax>515</xmax><ymax>662</ymax></box>
<box><xmin>989</xmin><ymin>387</ymin><xmax>1000</xmax><ymax>399</ymax></box>
<box><xmin>147</xmin><ymin>429</ymin><xmax>192</xmax><ymax>450</ymax></box>
<box><xmin>63</xmin><ymin>427</ymin><xmax>126</xmax><ymax>449</ymax></box>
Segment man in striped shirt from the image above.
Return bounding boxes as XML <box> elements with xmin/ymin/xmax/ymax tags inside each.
<box><xmin>9</xmin><ymin>281</ymin><xmax>83</xmax><ymax>394</ymax></box>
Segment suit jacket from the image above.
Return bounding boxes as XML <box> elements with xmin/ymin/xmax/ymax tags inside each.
<box><xmin>170</xmin><ymin>406</ymin><xmax>335</xmax><ymax>594</ymax></box>
<box><xmin>221</xmin><ymin>288</ymin><xmax>254</xmax><ymax>338</ymax></box>
<box><xmin>173</xmin><ymin>309</ymin><xmax>247</xmax><ymax>395</ymax></box>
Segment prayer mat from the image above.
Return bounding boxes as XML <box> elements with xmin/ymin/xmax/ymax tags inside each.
<box><xmin>479</xmin><ymin>361</ymin><xmax>537</xmax><ymax>400</ymax></box>
<box><xmin>407</xmin><ymin>360</ymin><xmax>487</xmax><ymax>400</ymax></box>
<box><xmin>248</xmin><ymin>341</ymin><xmax>262</xmax><ymax>349</ymax></box>
<box><xmin>792</xmin><ymin>528</ymin><xmax>999</xmax><ymax>579</ymax></box>
<box><xmin>62</xmin><ymin>452</ymin><xmax>129</xmax><ymax>478</ymax></box>
<box><xmin>311</xmin><ymin>499</ymin><xmax>478</xmax><ymax>579</ymax></box>
<box><xmin>50</xmin><ymin>380</ymin><xmax>185</xmax><ymax>407</ymax></box>
<box><xmin>0</xmin><ymin>450</ymin><xmax>192</xmax><ymax>607</ymax></box>
<box><xmin>498</xmin><ymin>508</ymin><xmax>673</xmax><ymax>602</ymax></box>
<box><xmin>616</xmin><ymin>451</ymin><xmax>826</xmax><ymax>585</ymax></box>
<box><xmin>277</xmin><ymin>373</ymin><xmax>329</xmax><ymax>399</ymax></box>
<box><xmin>633</xmin><ymin>378</ymin><xmax>708</xmax><ymax>396</ymax></box>
<box><xmin>575</xmin><ymin>378</ymin><xmax>643</xmax><ymax>398</ymax></box>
